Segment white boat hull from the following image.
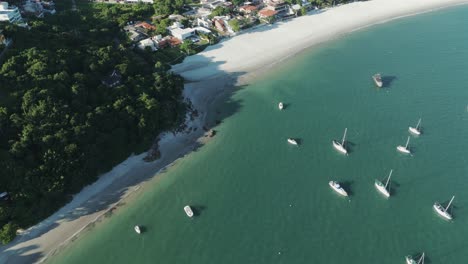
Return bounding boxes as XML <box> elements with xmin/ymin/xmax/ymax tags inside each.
<box><xmin>184</xmin><ymin>205</ymin><xmax>194</xmax><ymax>218</ymax></box>
<box><xmin>287</xmin><ymin>138</ymin><xmax>298</xmax><ymax>145</ymax></box>
<box><xmin>332</xmin><ymin>140</ymin><xmax>347</xmax><ymax>154</ymax></box>
<box><xmin>134</xmin><ymin>225</ymin><xmax>141</xmax><ymax>234</ymax></box>
<box><xmin>406</xmin><ymin>256</ymin><xmax>417</xmax><ymax>264</ymax></box>
<box><xmin>278</xmin><ymin>102</ymin><xmax>283</xmax><ymax>110</ymax></box>
<box><xmin>409</xmin><ymin>126</ymin><xmax>421</xmax><ymax>135</ymax></box>
<box><xmin>433</xmin><ymin>203</ymin><xmax>452</xmax><ymax>220</ymax></box>
<box><xmin>329</xmin><ymin>181</ymin><xmax>348</xmax><ymax>197</ymax></box>
<box><xmin>374</xmin><ymin>181</ymin><xmax>390</xmax><ymax>197</ymax></box>
<box><xmin>397</xmin><ymin>146</ymin><xmax>411</xmax><ymax>154</ymax></box>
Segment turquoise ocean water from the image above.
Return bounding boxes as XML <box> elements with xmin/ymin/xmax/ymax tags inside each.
<box><xmin>48</xmin><ymin>6</ymin><xmax>468</xmax><ymax>264</ymax></box>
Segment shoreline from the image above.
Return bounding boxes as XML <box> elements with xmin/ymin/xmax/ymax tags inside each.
<box><xmin>1</xmin><ymin>1</ymin><xmax>468</xmax><ymax>263</ymax></box>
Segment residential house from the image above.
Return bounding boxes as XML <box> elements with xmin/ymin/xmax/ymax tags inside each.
<box><xmin>263</xmin><ymin>0</ymin><xmax>288</xmax><ymax>16</ymax></box>
<box><xmin>166</xmin><ymin>36</ymin><xmax>182</xmax><ymax>47</ymax></box>
<box><xmin>137</xmin><ymin>36</ymin><xmax>162</xmax><ymax>51</ymax></box>
<box><xmin>102</xmin><ymin>70</ymin><xmax>122</xmax><ymax>88</ymax></box>
<box><xmin>213</xmin><ymin>17</ymin><xmax>233</xmax><ymax>34</ymax></box>
<box><xmin>197</xmin><ymin>17</ymin><xmax>211</xmax><ymax>28</ymax></box>
<box><xmin>23</xmin><ymin>0</ymin><xmax>44</xmax><ymax>17</ymax></box>
<box><xmin>135</xmin><ymin>22</ymin><xmax>156</xmax><ymax>31</ymax></box>
<box><xmin>167</xmin><ymin>22</ymin><xmax>195</xmax><ymax>41</ymax></box>
<box><xmin>125</xmin><ymin>0</ymin><xmax>154</xmax><ymax>3</ymax></box>
<box><xmin>0</xmin><ymin>2</ymin><xmax>23</xmax><ymax>23</ymax></box>
<box><xmin>124</xmin><ymin>24</ymin><xmax>147</xmax><ymax>42</ymax></box>
<box><xmin>239</xmin><ymin>5</ymin><xmax>257</xmax><ymax>14</ymax></box>
<box><xmin>168</xmin><ymin>14</ymin><xmax>185</xmax><ymax>21</ymax></box>
<box><xmin>258</xmin><ymin>8</ymin><xmax>277</xmax><ymax>21</ymax></box>
<box><xmin>200</xmin><ymin>0</ymin><xmax>226</xmax><ymax>9</ymax></box>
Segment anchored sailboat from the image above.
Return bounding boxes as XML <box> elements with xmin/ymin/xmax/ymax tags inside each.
<box><xmin>329</xmin><ymin>181</ymin><xmax>348</xmax><ymax>197</ymax></box>
<box><xmin>397</xmin><ymin>136</ymin><xmax>411</xmax><ymax>154</ymax></box>
<box><xmin>332</xmin><ymin>128</ymin><xmax>348</xmax><ymax>155</ymax></box>
<box><xmin>375</xmin><ymin>169</ymin><xmax>392</xmax><ymax>198</ymax></box>
<box><xmin>406</xmin><ymin>252</ymin><xmax>425</xmax><ymax>264</ymax></box>
<box><xmin>434</xmin><ymin>196</ymin><xmax>455</xmax><ymax>220</ymax></box>
<box><xmin>409</xmin><ymin>118</ymin><xmax>422</xmax><ymax>135</ymax></box>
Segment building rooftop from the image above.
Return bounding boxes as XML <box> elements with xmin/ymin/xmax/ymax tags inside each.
<box><xmin>258</xmin><ymin>9</ymin><xmax>278</xmax><ymax>17</ymax></box>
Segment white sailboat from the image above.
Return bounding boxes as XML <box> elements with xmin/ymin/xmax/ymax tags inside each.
<box><xmin>184</xmin><ymin>205</ymin><xmax>194</xmax><ymax>218</ymax></box>
<box><xmin>409</xmin><ymin>118</ymin><xmax>422</xmax><ymax>135</ymax></box>
<box><xmin>375</xmin><ymin>169</ymin><xmax>392</xmax><ymax>198</ymax></box>
<box><xmin>406</xmin><ymin>252</ymin><xmax>425</xmax><ymax>264</ymax></box>
<box><xmin>134</xmin><ymin>225</ymin><xmax>142</xmax><ymax>234</ymax></box>
<box><xmin>332</xmin><ymin>128</ymin><xmax>348</xmax><ymax>154</ymax></box>
<box><xmin>329</xmin><ymin>181</ymin><xmax>348</xmax><ymax>197</ymax></box>
<box><xmin>287</xmin><ymin>138</ymin><xmax>298</xmax><ymax>146</ymax></box>
<box><xmin>433</xmin><ymin>196</ymin><xmax>455</xmax><ymax>220</ymax></box>
<box><xmin>397</xmin><ymin>136</ymin><xmax>411</xmax><ymax>154</ymax></box>
<box><xmin>278</xmin><ymin>102</ymin><xmax>284</xmax><ymax>110</ymax></box>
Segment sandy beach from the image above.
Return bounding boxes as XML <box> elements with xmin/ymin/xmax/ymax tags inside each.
<box><xmin>1</xmin><ymin>0</ymin><xmax>468</xmax><ymax>263</ymax></box>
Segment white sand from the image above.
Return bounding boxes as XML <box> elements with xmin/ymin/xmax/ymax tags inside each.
<box><xmin>172</xmin><ymin>0</ymin><xmax>468</xmax><ymax>83</ymax></box>
<box><xmin>1</xmin><ymin>0</ymin><xmax>467</xmax><ymax>263</ymax></box>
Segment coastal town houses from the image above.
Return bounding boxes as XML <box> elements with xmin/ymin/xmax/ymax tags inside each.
<box><xmin>124</xmin><ymin>23</ymin><xmax>147</xmax><ymax>42</ymax></box>
<box><xmin>0</xmin><ymin>2</ymin><xmax>23</xmax><ymax>23</ymax></box>
<box><xmin>258</xmin><ymin>8</ymin><xmax>277</xmax><ymax>22</ymax></box>
<box><xmin>239</xmin><ymin>5</ymin><xmax>258</xmax><ymax>15</ymax></box>
<box><xmin>213</xmin><ymin>17</ymin><xmax>234</xmax><ymax>34</ymax></box>
<box><xmin>197</xmin><ymin>17</ymin><xmax>211</xmax><ymax>28</ymax></box>
<box><xmin>167</xmin><ymin>22</ymin><xmax>196</xmax><ymax>41</ymax></box>
<box><xmin>263</xmin><ymin>0</ymin><xmax>288</xmax><ymax>16</ymax></box>
<box><xmin>23</xmin><ymin>0</ymin><xmax>56</xmax><ymax>18</ymax></box>
<box><xmin>137</xmin><ymin>35</ymin><xmax>162</xmax><ymax>51</ymax></box>
<box><xmin>125</xmin><ymin>0</ymin><xmax>154</xmax><ymax>3</ymax></box>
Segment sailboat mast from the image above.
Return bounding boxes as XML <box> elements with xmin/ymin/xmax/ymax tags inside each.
<box><xmin>385</xmin><ymin>169</ymin><xmax>393</xmax><ymax>188</ymax></box>
<box><xmin>342</xmin><ymin>128</ymin><xmax>347</xmax><ymax>145</ymax></box>
<box><xmin>405</xmin><ymin>136</ymin><xmax>410</xmax><ymax>148</ymax></box>
<box><xmin>445</xmin><ymin>196</ymin><xmax>455</xmax><ymax>211</ymax></box>
<box><xmin>418</xmin><ymin>252</ymin><xmax>425</xmax><ymax>264</ymax></box>
<box><xmin>416</xmin><ymin>118</ymin><xmax>421</xmax><ymax>129</ymax></box>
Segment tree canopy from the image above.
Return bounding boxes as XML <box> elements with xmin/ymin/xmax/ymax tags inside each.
<box><xmin>0</xmin><ymin>1</ymin><xmax>186</xmax><ymax>244</ymax></box>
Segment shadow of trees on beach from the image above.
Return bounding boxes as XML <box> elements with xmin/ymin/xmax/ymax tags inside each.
<box><xmin>0</xmin><ymin>244</ymin><xmax>44</xmax><ymax>264</ymax></box>
<box><xmin>0</xmin><ymin>45</ymin><xmax>246</xmax><ymax>264</ymax></box>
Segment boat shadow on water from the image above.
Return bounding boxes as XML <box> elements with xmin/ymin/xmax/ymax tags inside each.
<box><xmin>381</xmin><ymin>75</ymin><xmax>397</xmax><ymax>88</ymax></box>
<box><xmin>344</xmin><ymin>140</ymin><xmax>356</xmax><ymax>154</ymax></box>
<box><xmin>388</xmin><ymin>180</ymin><xmax>401</xmax><ymax>196</ymax></box>
<box><xmin>191</xmin><ymin>205</ymin><xmax>207</xmax><ymax>217</ymax></box>
<box><xmin>339</xmin><ymin>181</ymin><xmax>354</xmax><ymax>197</ymax></box>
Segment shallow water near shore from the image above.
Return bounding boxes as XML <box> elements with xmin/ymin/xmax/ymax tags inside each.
<box><xmin>48</xmin><ymin>6</ymin><xmax>468</xmax><ymax>264</ymax></box>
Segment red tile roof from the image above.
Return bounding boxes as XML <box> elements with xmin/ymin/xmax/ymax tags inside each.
<box><xmin>240</xmin><ymin>5</ymin><xmax>257</xmax><ymax>11</ymax></box>
<box><xmin>258</xmin><ymin>9</ymin><xmax>278</xmax><ymax>17</ymax></box>
<box><xmin>136</xmin><ymin>22</ymin><xmax>156</xmax><ymax>31</ymax></box>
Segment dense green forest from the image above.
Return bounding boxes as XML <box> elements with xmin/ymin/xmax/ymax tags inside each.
<box><xmin>0</xmin><ymin>2</ymin><xmax>190</xmax><ymax>244</ymax></box>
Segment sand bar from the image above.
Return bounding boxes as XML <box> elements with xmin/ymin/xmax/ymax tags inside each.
<box><xmin>1</xmin><ymin>0</ymin><xmax>468</xmax><ymax>263</ymax></box>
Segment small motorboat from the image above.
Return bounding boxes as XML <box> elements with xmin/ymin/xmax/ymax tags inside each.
<box><xmin>372</xmin><ymin>73</ymin><xmax>383</xmax><ymax>88</ymax></box>
<box><xmin>278</xmin><ymin>102</ymin><xmax>284</xmax><ymax>110</ymax></box>
<box><xmin>134</xmin><ymin>225</ymin><xmax>141</xmax><ymax>234</ymax></box>
<box><xmin>184</xmin><ymin>205</ymin><xmax>194</xmax><ymax>218</ymax></box>
<box><xmin>287</xmin><ymin>138</ymin><xmax>298</xmax><ymax>146</ymax></box>
<box><xmin>329</xmin><ymin>181</ymin><xmax>348</xmax><ymax>197</ymax></box>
